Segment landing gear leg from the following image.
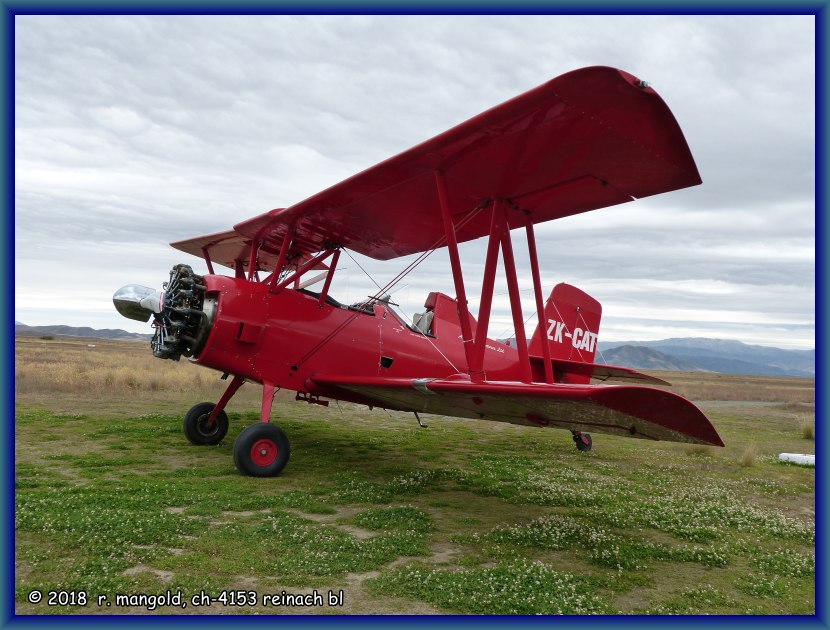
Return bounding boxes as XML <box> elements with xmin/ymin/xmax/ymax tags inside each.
<box><xmin>183</xmin><ymin>374</ymin><xmax>244</xmax><ymax>445</ymax></box>
<box><xmin>232</xmin><ymin>381</ymin><xmax>291</xmax><ymax>477</ymax></box>
<box><xmin>572</xmin><ymin>431</ymin><xmax>592</xmax><ymax>452</ymax></box>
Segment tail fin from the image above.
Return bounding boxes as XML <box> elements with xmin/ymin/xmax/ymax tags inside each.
<box><xmin>529</xmin><ymin>283</ymin><xmax>602</xmax><ymax>365</ymax></box>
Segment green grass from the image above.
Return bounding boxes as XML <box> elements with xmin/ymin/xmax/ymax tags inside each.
<box><xmin>353</xmin><ymin>506</ymin><xmax>436</xmax><ymax>533</ymax></box>
<box><xmin>367</xmin><ymin>560</ymin><xmax>612</xmax><ymax>614</ymax></box>
<box><xmin>14</xmin><ymin>395</ymin><xmax>815</xmax><ymax>615</ymax></box>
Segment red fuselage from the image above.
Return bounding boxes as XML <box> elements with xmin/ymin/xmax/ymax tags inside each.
<box><xmin>192</xmin><ymin>275</ymin><xmax>519</xmax><ymax>403</ymax></box>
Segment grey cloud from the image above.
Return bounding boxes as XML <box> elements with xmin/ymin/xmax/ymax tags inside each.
<box><xmin>14</xmin><ymin>15</ymin><xmax>815</xmax><ymax>348</ymax></box>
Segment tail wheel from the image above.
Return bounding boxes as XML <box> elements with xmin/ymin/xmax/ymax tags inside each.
<box><xmin>233</xmin><ymin>423</ymin><xmax>291</xmax><ymax>477</ymax></box>
<box><xmin>183</xmin><ymin>402</ymin><xmax>229</xmax><ymax>445</ymax></box>
<box><xmin>573</xmin><ymin>432</ymin><xmax>593</xmax><ymax>452</ymax></box>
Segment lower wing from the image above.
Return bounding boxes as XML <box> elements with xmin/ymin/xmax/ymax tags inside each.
<box><xmin>308</xmin><ymin>375</ymin><xmax>723</xmax><ymax>446</ymax></box>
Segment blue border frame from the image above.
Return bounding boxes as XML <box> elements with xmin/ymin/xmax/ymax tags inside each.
<box><xmin>3</xmin><ymin>0</ymin><xmax>11</xmax><ymax>627</ymax></box>
<box><xmin>0</xmin><ymin>0</ymin><xmax>828</xmax><ymax>13</ymax></box>
<box><xmin>816</xmin><ymin>1</ymin><xmax>827</xmax><ymax>627</ymax></box>
<box><xmin>4</xmin><ymin>3</ymin><xmax>826</xmax><ymax>627</ymax></box>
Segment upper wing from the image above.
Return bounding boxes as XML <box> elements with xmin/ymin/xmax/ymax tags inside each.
<box><xmin>171</xmin><ymin>229</ymin><xmax>280</xmax><ymax>272</ymax></box>
<box><xmin>309</xmin><ymin>375</ymin><xmax>723</xmax><ymax>446</ymax></box>
<box><xmin>175</xmin><ymin>66</ymin><xmax>700</xmax><ymax>262</ymax></box>
<box><xmin>171</xmin><ymin>228</ymin><xmax>328</xmax><ymax>273</ymax></box>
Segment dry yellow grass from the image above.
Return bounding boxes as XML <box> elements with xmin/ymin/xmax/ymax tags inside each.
<box><xmin>648</xmin><ymin>371</ymin><xmax>814</xmax><ymax>404</ymax></box>
<box><xmin>800</xmin><ymin>418</ymin><xmax>815</xmax><ymax>440</ymax></box>
<box><xmin>739</xmin><ymin>444</ymin><xmax>759</xmax><ymax>467</ymax></box>
<box><xmin>15</xmin><ymin>335</ymin><xmax>815</xmax><ymax>406</ymax></box>
<box><xmin>682</xmin><ymin>443</ymin><xmax>715</xmax><ymax>457</ymax></box>
<box><xmin>15</xmin><ymin>336</ymin><xmax>218</xmax><ymax>397</ymax></box>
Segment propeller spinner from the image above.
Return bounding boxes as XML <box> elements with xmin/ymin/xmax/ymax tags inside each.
<box><xmin>113</xmin><ymin>284</ymin><xmax>164</xmax><ymax>322</ymax></box>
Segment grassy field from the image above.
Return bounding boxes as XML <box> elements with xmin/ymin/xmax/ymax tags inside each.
<box><xmin>14</xmin><ymin>336</ymin><xmax>815</xmax><ymax>615</ymax></box>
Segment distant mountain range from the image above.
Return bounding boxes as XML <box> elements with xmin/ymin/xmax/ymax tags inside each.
<box><xmin>14</xmin><ymin>322</ymin><xmax>150</xmax><ymax>341</ymax></box>
<box><xmin>596</xmin><ymin>338</ymin><xmax>814</xmax><ymax>378</ymax></box>
<box><xmin>15</xmin><ymin>322</ymin><xmax>814</xmax><ymax>378</ymax></box>
<box><xmin>496</xmin><ymin>334</ymin><xmax>813</xmax><ymax>378</ymax></box>
<box><xmin>597</xmin><ymin>345</ymin><xmax>705</xmax><ymax>373</ymax></box>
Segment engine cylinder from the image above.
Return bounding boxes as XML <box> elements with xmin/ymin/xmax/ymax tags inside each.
<box><xmin>152</xmin><ymin>264</ymin><xmax>215</xmax><ymax>361</ymax></box>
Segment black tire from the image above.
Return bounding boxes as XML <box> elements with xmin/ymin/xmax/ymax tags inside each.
<box><xmin>183</xmin><ymin>402</ymin><xmax>229</xmax><ymax>446</ymax></box>
<box><xmin>233</xmin><ymin>423</ymin><xmax>291</xmax><ymax>477</ymax></box>
<box><xmin>574</xmin><ymin>432</ymin><xmax>593</xmax><ymax>452</ymax></box>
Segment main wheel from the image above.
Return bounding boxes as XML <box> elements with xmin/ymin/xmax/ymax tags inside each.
<box><xmin>183</xmin><ymin>402</ymin><xmax>229</xmax><ymax>446</ymax></box>
<box><xmin>573</xmin><ymin>432</ymin><xmax>593</xmax><ymax>452</ymax></box>
<box><xmin>233</xmin><ymin>423</ymin><xmax>291</xmax><ymax>477</ymax></box>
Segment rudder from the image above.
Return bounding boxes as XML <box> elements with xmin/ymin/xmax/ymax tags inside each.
<box><xmin>529</xmin><ymin>283</ymin><xmax>602</xmax><ymax>366</ymax></box>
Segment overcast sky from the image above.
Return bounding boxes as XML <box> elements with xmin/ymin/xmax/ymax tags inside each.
<box><xmin>14</xmin><ymin>15</ymin><xmax>815</xmax><ymax>349</ymax></box>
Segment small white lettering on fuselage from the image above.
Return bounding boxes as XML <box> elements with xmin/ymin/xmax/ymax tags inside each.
<box><xmin>545</xmin><ymin>319</ymin><xmax>597</xmax><ymax>353</ymax></box>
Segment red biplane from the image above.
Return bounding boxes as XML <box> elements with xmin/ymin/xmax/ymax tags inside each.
<box><xmin>114</xmin><ymin>66</ymin><xmax>723</xmax><ymax>477</ymax></box>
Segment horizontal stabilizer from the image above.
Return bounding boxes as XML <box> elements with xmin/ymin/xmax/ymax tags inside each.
<box><xmin>549</xmin><ymin>358</ymin><xmax>671</xmax><ymax>385</ymax></box>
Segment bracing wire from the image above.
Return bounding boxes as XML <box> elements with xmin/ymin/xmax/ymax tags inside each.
<box><xmin>493</xmin><ymin>309</ymin><xmax>539</xmax><ymax>344</ymax></box>
<box><xmin>344</xmin><ymin>242</ymin><xmax>461</xmax><ymax>373</ymax></box>
<box><xmin>343</xmin><ymin>249</ymin><xmax>385</xmax><ymax>293</ymax></box>
<box><xmin>292</xmin><ymin>202</ymin><xmax>488</xmax><ymax>369</ymax></box>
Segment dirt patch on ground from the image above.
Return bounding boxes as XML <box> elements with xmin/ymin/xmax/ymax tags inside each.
<box><xmin>122</xmin><ymin>564</ymin><xmax>175</xmax><ymax>583</ymax></box>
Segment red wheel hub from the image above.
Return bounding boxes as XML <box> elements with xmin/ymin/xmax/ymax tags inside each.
<box><xmin>250</xmin><ymin>438</ymin><xmax>277</xmax><ymax>467</ymax></box>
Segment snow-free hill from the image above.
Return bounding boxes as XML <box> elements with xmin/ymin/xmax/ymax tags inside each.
<box><xmin>597</xmin><ymin>345</ymin><xmax>706</xmax><ymax>372</ymax></box>
<box><xmin>14</xmin><ymin>322</ymin><xmax>150</xmax><ymax>341</ymax></box>
<box><xmin>598</xmin><ymin>338</ymin><xmax>814</xmax><ymax>378</ymax></box>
